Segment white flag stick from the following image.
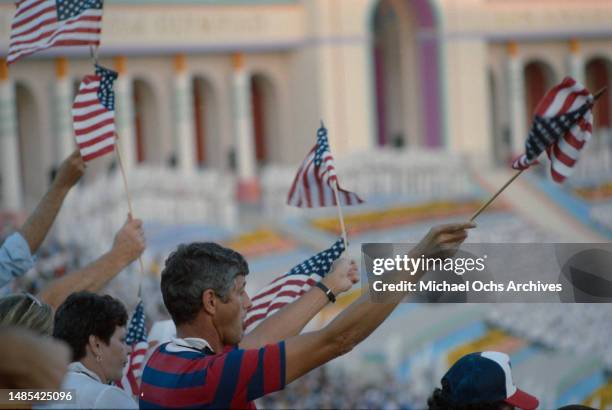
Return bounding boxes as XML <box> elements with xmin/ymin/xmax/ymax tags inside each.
<box><xmin>114</xmin><ymin>134</ymin><xmax>146</xmax><ymax>282</ymax></box>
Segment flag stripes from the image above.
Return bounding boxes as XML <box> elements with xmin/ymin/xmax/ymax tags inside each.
<box><xmin>72</xmin><ymin>65</ymin><xmax>117</xmax><ymax>162</ymax></box>
<box><xmin>287</xmin><ymin>124</ymin><xmax>364</xmax><ymax>208</ymax></box>
<box><xmin>511</xmin><ymin>77</ymin><xmax>594</xmax><ymax>183</ymax></box>
<box><xmin>118</xmin><ymin>299</ymin><xmax>148</xmax><ymax>397</ymax></box>
<box><xmin>8</xmin><ymin>0</ymin><xmax>103</xmax><ymax>64</ymax></box>
<box><xmin>244</xmin><ymin>238</ymin><xmax>345</xmax><ymax>333</ymax></box>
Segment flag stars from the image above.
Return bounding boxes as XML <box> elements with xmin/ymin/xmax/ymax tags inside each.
<box><xmin>126</xmin><ymin>300</ymin><xmax>147</xmax><ymax>346</ymax></box>
<box><xmin>94</xmin><ymin>65</ymin><xmax>118</xmax><ymax>111</ymax></box>
<box><xmin>57</xmin><ymin>0</ymin><xmax>102</xmax><ymax>21</ymax></box>
<box><xmin>287</xmin><ymin>238</ymin><xmax>345</xmax><ymax>277</ymax></box>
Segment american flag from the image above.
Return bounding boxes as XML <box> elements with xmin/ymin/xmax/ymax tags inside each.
<box><xmin>8</xmin><ymin>0</ymin><xmax>103</xmax><ymax>64</ymax></box>
<box><xmin>287</xmin><ymin>123</ymin><xmax>364</xmax><ymax>207</ymax></box>
<box><xmin>244</xmin><ymin>238</ymin><xmax>345</xmax><ymax>333</ymax></box>
<box><xmin>118</xmin><ymin>299</ymin><xmax>148</xmax><ymax>397</ymax></box>
<box><xmin>512</xmin><ymin>77</ymin><xmax>594</xmax><ymax>183</ymax></box>
<box><xmin>72</xmin><ymin>64</ymin><xmax>117</xmax><ymax>162</ymax></box>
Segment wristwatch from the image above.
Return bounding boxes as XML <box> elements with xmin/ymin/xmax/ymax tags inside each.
<box><xmin>315</xmin><ymin>282</ymin><xmax>336</xmax><ymax>303</ymax></box>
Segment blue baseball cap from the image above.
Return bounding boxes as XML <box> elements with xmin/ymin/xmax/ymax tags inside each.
<box><xmin>442</xmin><ymin>351</ymin><xmax>539</xmax><ymax>410</ymax></box>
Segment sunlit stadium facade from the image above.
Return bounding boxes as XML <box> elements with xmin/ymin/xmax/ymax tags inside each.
<box><xmin>1</xmin><ymin>0</ymin><xmax>611</xmax><ymax>211</ymax></box>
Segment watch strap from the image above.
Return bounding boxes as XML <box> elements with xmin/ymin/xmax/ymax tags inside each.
<box><xmin>315</xmin><ymin>281</ymin><xmax>336</xmax><ymax>303</ymax></box>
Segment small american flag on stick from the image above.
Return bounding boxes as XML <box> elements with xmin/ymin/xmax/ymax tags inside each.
<box><xmin>287</xmin><ymin>123</ymin><xmax>364</xmax><ymax>208</ymax></box>
<box><xmin>72</xmin><ymin>64</ymin><xmax>117</xmax><ymax>162</ymax></box>
<box><xmin>118</xmin><ymin>299</ymin><xmax>148</xmax><ymax>397</ymax></box>
<box><xmin>8</xmin><ymin>0</ymin><xmax>104</xmax><ymax>64</ymax></box>
<box><xmin>471</xmin><ymin>78</ymin><xmax>605</xmax><ymax>221</ymax></box>
<box><xmin>244</xmin><ymin>238</ymin><xmax>345</xmax><ymax>333</ymax></box>
<box><xmin>512</xmin><ymin>77</ymin><xmax>596</xmax><ymax>183</ymax></box>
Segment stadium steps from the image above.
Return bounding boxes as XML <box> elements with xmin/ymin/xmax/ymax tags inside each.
<box><xmin>446</xmin><ymin>329</ymin><xmax>527</xmax><ymax>367</ymax></box>
<box><xmin>584</xmin><ymin>378</ymin><xmax>612</xmax><ymax>409</ymax></box>
<box><xmin>474</xmin><ymin>168</ymin><xmax>605</xmax><ymax>241</ymax></box>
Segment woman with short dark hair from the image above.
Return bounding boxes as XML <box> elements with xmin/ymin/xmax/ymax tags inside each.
<box><xmin>48</xmin><ymin>291</ymin><xmax>137</xmax><ymax>409</ymax></box>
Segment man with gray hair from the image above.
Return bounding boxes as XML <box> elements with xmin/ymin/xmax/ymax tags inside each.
<box><xmin>141</xmin><ymin>221</ymin><xmax>475</xmax><ymax>409</ymax></box>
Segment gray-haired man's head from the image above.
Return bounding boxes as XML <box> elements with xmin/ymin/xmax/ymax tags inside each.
<box><xmin>161</xmin><ymin>242</ymin><xmax>249</xmax><ymax>325</ymax></box>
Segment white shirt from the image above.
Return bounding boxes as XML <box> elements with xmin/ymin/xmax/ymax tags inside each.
<box><xmin>41</xmin><ymin>362</ymin><xmax>138</xmax><ymax>409</ymax></box>
<box><xmin>166</xmin><ymin>337</ymin><xmax>215</xmax><ymax>354</ymax></box>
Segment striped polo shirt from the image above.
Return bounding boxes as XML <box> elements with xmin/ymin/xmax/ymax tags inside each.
<box><xmin>140</xmin><ymin>337</ymin><xmax>285</xmax><ymax>409</ymax></box>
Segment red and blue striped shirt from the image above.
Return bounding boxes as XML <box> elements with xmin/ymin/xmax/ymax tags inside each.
<box><xmin>139</xmin><ymin>338</ymin><xmax>285</xmax><ymax>409</ymax></box>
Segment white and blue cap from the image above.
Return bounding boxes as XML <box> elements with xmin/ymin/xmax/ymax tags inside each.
<box><xmin>442</xmin><ymin>351</ymin><xmax>539</xmax><ymax>410</ymax></box>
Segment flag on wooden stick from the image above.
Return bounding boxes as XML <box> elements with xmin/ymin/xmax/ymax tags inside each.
<box><xmin>244</xmin><ymin>238</ymin><xmax>345</xmax><ymax>333</ymax></box>
<box><xmin>287</xmin><ymin>123</ymin><xmax>364</xmax><ymax>208</ymax></box>
<box><xmin>118</xmin><ymin>299</ymin><xmax>148</xmax><ymax>397</ymax></box>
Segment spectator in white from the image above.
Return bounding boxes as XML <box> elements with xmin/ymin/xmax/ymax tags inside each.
<box><xmin>49</xmin><ymin>292</ymin><xmax>137</xmax><ymax>409</ymax></box>
<box><xmin>0</xmin><ymin>150</ymin><xmax>84</xmax><ymax>286</ymax></box>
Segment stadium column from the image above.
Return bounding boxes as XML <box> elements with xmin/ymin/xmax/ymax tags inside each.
<box><xmin>567</xmin><ymin>39</ymin><xmax>584</xmax><ymax>85</ymax></box>
<box><xmin>173</xmin><ymin>54</ymin><xmax>196</xmax><ymax>174</ymax></box>
<box><xmin>231</xmin><ymin>53</ymin><xmax>260</xmax><ymax>203</ymax></box>
<box><xmin>114</xmin><ymin>56</ymin><xmax>136</xmax><ymax>170</ymax></box>
<box><xmin>506</xmin><ymin>41</ymin><xmax>526</xmax><ymax>158</ymax></box>
<box><xmin>54</xmin><ymin>58</ymin><xmax>74</xmax><ymax>164</ymax></box>
<box><xmin>0</xmin><ymin>59</ymin><xmax>23</xmax><ymax>210</ymax></box>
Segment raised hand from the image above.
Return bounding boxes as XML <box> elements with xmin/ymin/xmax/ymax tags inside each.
<box><xmin>411</xmin><ymin>221</ymin><xmax>476</xmax><ymax>259</ymax></box>
<box><xmin>110</xmin><ymin>214</ymin><xmax>146</xmax><ymax>265</ymax></box>
<box><xmin>322</xmin><ymin>257</ymin><xmax>359</xmax><ymax>296</ymax></box>
<box><xmin>52</xmin><ymin>149</ymin><xmax>85</xmax><ymax>191</ymax></box>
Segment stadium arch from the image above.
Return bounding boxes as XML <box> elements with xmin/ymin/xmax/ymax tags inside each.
<box><xmin>132</xmin><ymin>78</ymin><xmax>161</xmax><ymax>165</ymax></box>
<box><xmin>523</xmin><ymin>60</ymin><xmax>557</xmax><ymax>125</ymax></box>
<box><xmin>367</xmin><ymin>0</ymin><xmax>444</xmax><ymax>149</ymax></box>
<box><xmin>250</xmin><ymin>73</ymin><xmax>280</xmax><ymax>168</ymax></box>
<box><xmin>585</xmin><ymin>57</ymin><xmax>611</xmax><ymax>134</ymax></box>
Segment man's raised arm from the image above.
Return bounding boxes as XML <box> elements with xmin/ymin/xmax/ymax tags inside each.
<box><xmin>283</xmin><ymin>222</ymin><xmax>475</xmax><ymax>384</ymax></box>
<box><xmin>240</xmin><ymin>261</ymin><xmax>359</xmax><ymax>349</ymax></box>
<box><xmin>19</xmin><ymin>150</ymin><xmax>85</xmax><ymax>254</ymax></box>
<box><xmin>0</xmin><ymin>150</ymin><xmax>84</xmax><ymax>287</ymax></box>
<box><xmin>38</xmin><ymin>214</ymin><xmax>145</xmax><ymax>309</ymax></box>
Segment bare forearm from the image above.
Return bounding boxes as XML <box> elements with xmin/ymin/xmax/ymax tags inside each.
<box><xmin>19</xmin><ymin>183</ymin><xmax>69</xmax><ymax>254</ymax></box>
<box><xmin>241</xmin><ymin>287</ymin><xmax>329</xmax><ymax>349</ymax></box>
<box><xmin>321</xmin><ymin>267</ymin><xmax>420</xmax><ymax>352</ymax></box>
<box><xmin>38</xmin><ymin>250</ymin><xmax>131</xmax><ymax>310</ymax></box>
<box><xmin>327</xmin><ymin>293</ymin><xmax>399</xmax><ymax>348</ymax></box>
<box><xmin>283</xmin><ymin>297</ymin><xmax>400</xmax><ymax>384</ymax></box>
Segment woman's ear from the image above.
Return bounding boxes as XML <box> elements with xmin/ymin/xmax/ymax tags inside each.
<box><xmin>202</xmin><ymin>289</ymin><xmax>217</xmax><ymax>315</ymax></box>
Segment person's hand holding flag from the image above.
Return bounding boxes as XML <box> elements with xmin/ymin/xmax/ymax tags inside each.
<box><xmin>244</xmin><ymin>238</ymin><xmax>354</xmax><ymax>333</ymax></box>
<box><xmin>322</xmin><ymin>257</ymin><xmax>359</xmax><ymax>296</ymax></box>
